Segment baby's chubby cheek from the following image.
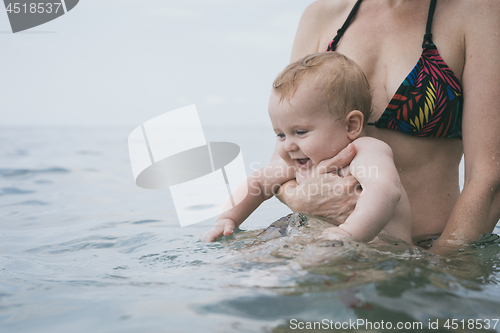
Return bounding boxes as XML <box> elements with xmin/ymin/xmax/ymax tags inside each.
<box><xmin>295</xmin><ymin>171</ymin><xmax>306</xmax><ymax>185</ymax></box>
<box><xmin>278</xmin><ymin>150</ymin><xmax>291</xmax><ymax>163</ymax></box>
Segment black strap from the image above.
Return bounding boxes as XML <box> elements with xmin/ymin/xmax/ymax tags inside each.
<box><xmin>422</xmin><ymin>0</ymin><xmax>437</xmax><ymax>48</ymax></box>
<box><xmin>329</xmin><ymin>0</ymin><xmax>363</xmax><ymax>50</ymax></box>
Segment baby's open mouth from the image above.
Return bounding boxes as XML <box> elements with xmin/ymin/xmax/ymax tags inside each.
<box><xmin>296</xmin><ymin>158</ymin><xmax>310</xmax><ymax>168</ymax></box>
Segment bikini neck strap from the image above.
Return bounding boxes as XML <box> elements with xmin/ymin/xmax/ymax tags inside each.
<box><xmin>329</xmin><ymin>0</ymin><xmax>363</xmax><ymax>50</ymax></box>
<box><xmin>330</xmin><ymin>0</ymin><xmax>438</xmax><ymax>50</ymax></box>
<box><xmin>422</xmin><ymin>0</ymin><xmax>437</xmax><ymax>48</ymax></box>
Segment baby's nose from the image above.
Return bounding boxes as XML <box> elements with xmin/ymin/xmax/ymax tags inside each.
<box><xmin>284</xmin><ymin>138</ymin><xmax>298</xmax><ymax>152</ymax></box>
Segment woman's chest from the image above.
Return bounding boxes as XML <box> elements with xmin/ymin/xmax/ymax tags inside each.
<box><xmin>319</xmin><ymin>0</ymin><xmax>466</xmax><ymax>121</ymax></box>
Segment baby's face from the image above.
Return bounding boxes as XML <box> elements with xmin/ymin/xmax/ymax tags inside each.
<box><xmin>269</xmin><ymin>82</ymin><xmax>351</xmax><ymax>172</ymax></box>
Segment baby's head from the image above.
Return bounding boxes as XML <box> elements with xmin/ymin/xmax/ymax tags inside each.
<box><xmin>269</xmin><ymin>52</ymin><xmax>372</xmax><ymax>170</ymax></box>
<box><xmin>272</xmin><ymin>52</ymin><xmax>371</xmax><ymax>125</ymax></box>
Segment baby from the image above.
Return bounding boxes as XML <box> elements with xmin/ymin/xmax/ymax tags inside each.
<box><xmin>203</xmin><ymin>52</ymin><xmax>412</xmax><ymax>244</ymax></box>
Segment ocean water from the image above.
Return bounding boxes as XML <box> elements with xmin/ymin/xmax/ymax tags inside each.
<box><xmin>1</xmin><ymin>127</ymin><xmax>500</xmax><ymax>333</ymax></box>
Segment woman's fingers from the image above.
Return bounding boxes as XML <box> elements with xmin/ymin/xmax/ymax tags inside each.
<box><xmin>278</xmin><ymin>174</ymin><xmax>359</xmax><ymax>224</ymax></box>
<box><xmin>317</xmin><ymin>143</ymin><xmax>357</xmax><ymax>174</ymax></box>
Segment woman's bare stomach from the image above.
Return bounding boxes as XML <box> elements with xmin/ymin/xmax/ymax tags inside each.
<box><xmin>365</xmin><ymin>126</ymin><xmax>463</xmax><ymax>240</ymax></box>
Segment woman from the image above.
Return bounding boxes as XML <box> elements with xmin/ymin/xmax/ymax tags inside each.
<box><xmin>275</xmin><ymin>0</ymin><xmax>500</xmax><ymax>253</ymax></box>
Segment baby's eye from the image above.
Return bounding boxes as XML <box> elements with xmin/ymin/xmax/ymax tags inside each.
<box><xmin>296</xmin><ymin>130</ymin><xmax>308</xmax><ymax>136</ymax></box>
<box><xmin>276</xmin><ymin>133</ymin><xmax>285</xmax><ymax>139</ymax></box>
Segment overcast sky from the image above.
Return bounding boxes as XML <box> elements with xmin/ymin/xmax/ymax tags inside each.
<box><xmin>0</xmin><ymin>0</ymin><xmax>316</xmax><ymax>129</ymax></box>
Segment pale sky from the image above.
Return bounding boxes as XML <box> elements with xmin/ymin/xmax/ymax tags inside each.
<box><xmin>0</xmin><ymin>0</ymin><xmax>316</xmax><ymax>128</ymax></box>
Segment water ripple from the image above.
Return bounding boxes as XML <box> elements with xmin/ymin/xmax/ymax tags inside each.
<box><xmin>24</xmin><ymin>233</ymin><xmax>155</xmax><ymax>255</ymax></box>
<box><xmin>0</xmin><ymin>188</ymin><xmax>35</xmax><ymax>196</ymax></box>
<box><xmin>0</xmin><ymin>167</ymin><xmax>70</xmax><ymax>179</ymax></box>
<box><xmin>4</xmin><ymin>200</ymin><xmax>48</xmax><ymax>206</ymax></box>
<box><xmin>131</xmin><ymin>219</ymin><xmax>161</xmax><ymax>225</ymax></box>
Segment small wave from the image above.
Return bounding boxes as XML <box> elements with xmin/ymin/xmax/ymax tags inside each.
<box><xmin>131</xmin><ymin>219</ymin><xmax>162</xmax><ymax>225</ymax></box>
<box><xmin>0</xmin><ymin>292</ymin><xmax>13</xmax><ymax>300</ymax></box>
<box><xmin>104</xmin><ymin>274</ymin><xmax>129</xmax><ymax>280</ymax></box>
<box><xmin>0</xmin><ymin>187</ymin><xmax>35</xmax><ymax>196</ymax></box>
<box><xmin>187</xmin><ymin>204</ymin><xmax>216</xmax><ymax>211</ymax></box>
<box><xmin>6</xmin><ymin>149</ymin><xmax>28</xmax><ymax>156</ymax></box>
<box><xmin>0</xmin><ymin>167</ymin><xmax>70</xmax><ymax>179</ymax></box>
<box><xmin>34</xmin><ymin>180</ymin><xmax>52</xmax><ymax>184</ymax></box>
<box><xmin>113</xmin><ymin>265</ymin><xmax>130</xmax><ymax>270</ymax></box>
<box><xmin>24</xmin><ymin>233</ymin><xmax>155</xmax><ymax>255</ymax></box>
<box><xmin>6</xmin><ymin>200</ymin><xmax>48</xmax><ymax>206</ymax></box>
<box><xmin>78</xmin><ymin>150</ymin><xmax>101</xmax><ymax>156</ymax></box>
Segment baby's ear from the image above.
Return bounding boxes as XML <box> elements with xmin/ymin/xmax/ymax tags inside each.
<box><xmin>345</xmin><ymin>110</ymin><xmax>364</xmax><ymax>140</ymax></box>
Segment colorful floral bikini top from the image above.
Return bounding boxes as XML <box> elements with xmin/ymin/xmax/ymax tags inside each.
<box><xmin>327</xmin><ymin>0</ymin><xmax>463</xmax><ymax>139</ymax></box>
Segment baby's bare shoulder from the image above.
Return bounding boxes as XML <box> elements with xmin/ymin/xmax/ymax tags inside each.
<box><xmin>351</xmin><ymin>137</ymin><xmax>393</xmax><ymax>156</ymax></box>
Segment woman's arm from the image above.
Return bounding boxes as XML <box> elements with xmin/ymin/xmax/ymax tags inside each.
<box><xmin>290</xmin><ymin>0</ymin><xmax>351</xmax><ymax>61</ymax></box>
<box><xmin>432</xmin><ymin>1</ymin><xmax>500</xmax><ymax>253</ymax></box>
<box><xmin>290</xmin><ymin>1</ymin><xmax>325</xmax><ymax>61</ymax></box>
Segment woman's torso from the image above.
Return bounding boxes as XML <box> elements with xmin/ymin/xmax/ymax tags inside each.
<box><xmin>302</xmin><ymin>0</ymin><xmax>467</xmax><ymax>240</ymax></box>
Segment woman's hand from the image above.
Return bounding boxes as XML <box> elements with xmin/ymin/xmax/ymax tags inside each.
<box><xmin>201</xmin><ymin>219</ymin><xmax>237</xmax><ymax>242</ymax></box>
<box><xmin>275</xmin><ymin>144</ymin><xmax>361</xmax><ymax>224</ymax></box>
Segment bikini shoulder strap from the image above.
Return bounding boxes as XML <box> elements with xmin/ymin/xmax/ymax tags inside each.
<box><xmin>422</xmin><ymin>0</ymin><xmax>437</xmax><ymax>48</ymax></box>
<box><xmin>328</xmin><ymin>0</ymin><xmax>363</xmax><ymax>51</ymax></box>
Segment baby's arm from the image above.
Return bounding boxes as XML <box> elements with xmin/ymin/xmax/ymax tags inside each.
<box><xmin>202</xmin><ymin>159</ymin><xmax>295</xmax><ymax>242</ymax></box>
<box><xmin>321</xmin><ymin>138</ymin><xmax>402</xmax><ymax>242</ymax></box>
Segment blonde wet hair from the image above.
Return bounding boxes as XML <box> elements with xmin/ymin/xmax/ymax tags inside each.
<box><xmin>273</xmin><ymin>52</ymin><xmax>372</xmax><ymax>125</ymax></box>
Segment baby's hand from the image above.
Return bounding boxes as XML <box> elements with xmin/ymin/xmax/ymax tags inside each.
<box><xmin>317</xmin><ymin>226</ymin><xmax>354</xmax><ymax>241</ymax></box>
<box><xmin>201</xmin><ymin>219</ymin><xmax>237</xmax><ymax>242</ymax></box>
